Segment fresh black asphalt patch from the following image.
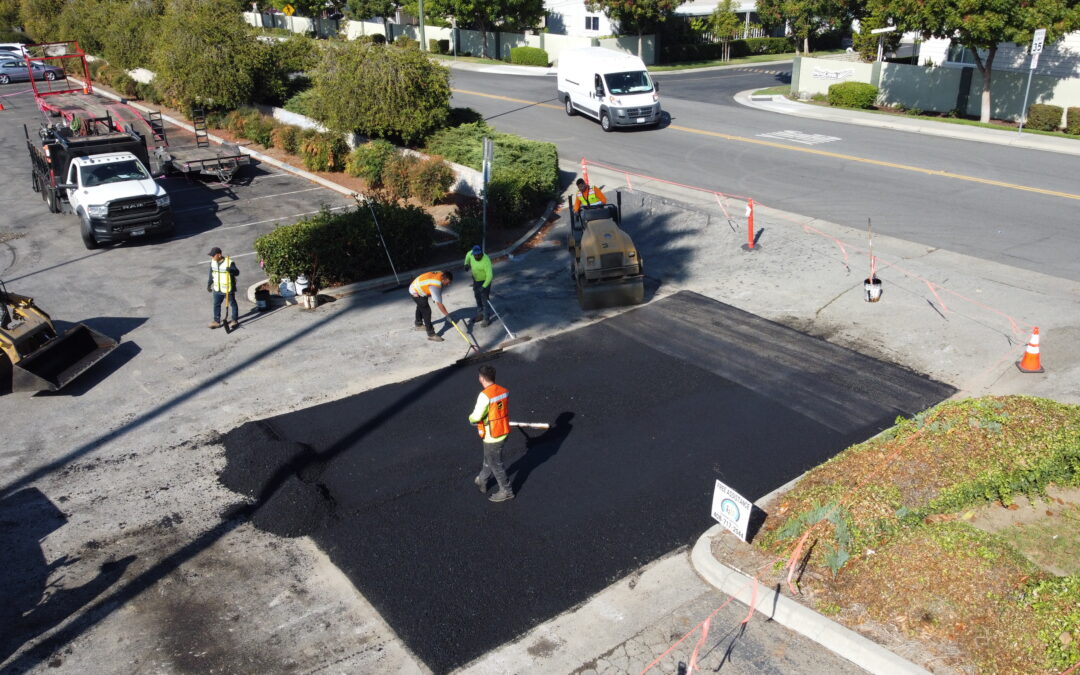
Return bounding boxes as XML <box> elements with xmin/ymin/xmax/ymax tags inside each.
<box><xmin>220</xmin><ymin>291</ymin><xmax>954</xmax><ymax>673</ymax></box>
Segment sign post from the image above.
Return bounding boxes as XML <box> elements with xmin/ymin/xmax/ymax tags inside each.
<box><xmin>870</xmin><ymin>25</ymin><xmax>897</xmax><ymax>63</ymax></box>
<box><xmin>481</xmin><ymin>137</ymin><xmax>493</xmax><ymax>252</ymax></box>
<box><xmin>711</xmin><ymin>479</ymin><xmax>753</xmax><ymax>542</ymax></box>
<box><xmin>1019</xmin><ymin>28</ymin><xmax>1047</xmax><ymax>135</ymax></box>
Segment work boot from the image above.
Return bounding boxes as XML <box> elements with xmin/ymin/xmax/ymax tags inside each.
<box><xmin>208</xmin><ymin>321</ymin><xmax>221</xmax><ymax>329</ymax></box>
<box><xmin>413</xmin><ymin>324</ymin><xmax>426</xmax><ymax>331</ymax></box>
<box><xmin>229</xmin><ymin>321</ymin><xmax>239</xmax><ymax>330</ymax></box>
<box><xmin>488</xmin><ymin>488</ymin><xmax>514</xmax><ymax>503</ymax></box>
<box><xmin>427</xmin><ymin>334</ymin><xmax>444</xmax><ymax>342</ymax></box>
<box><xmin>474</xmin><ymin>475</ymin><xmax>488</xmax><ymax>493</ymax></box>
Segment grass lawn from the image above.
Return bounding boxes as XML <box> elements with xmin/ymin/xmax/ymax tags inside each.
<box><xmin>753</xmin><ymin>85</ymin><xmax>791</xmax><ymax>96</ymax></box>
<box><xmin>430</xmin><ymin>52</ymin><xmax>548</xmax><ymax>67</ymax></box>
<box><xmin>754</xmin><ymin>396</ymin><xmax>1080</xmax><ymax>673</ymax></box>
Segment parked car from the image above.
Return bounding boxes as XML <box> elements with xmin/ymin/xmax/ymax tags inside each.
<box><xmin>0</xmin><ymin>60</ymin><xmax>65</xmax><ymax>84</ymax></box>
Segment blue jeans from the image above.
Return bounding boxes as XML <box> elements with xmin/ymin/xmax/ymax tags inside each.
<box><xmin>213</xmin><ymin>291</ymin><xmax>238</xmax><ymax>323</ymax></box>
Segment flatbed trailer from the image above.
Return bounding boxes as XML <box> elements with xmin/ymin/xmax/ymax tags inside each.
<box><xmin>27</xmin><ymin>42</ymin><xmax>248</xmax><ymax>183</ymax></box>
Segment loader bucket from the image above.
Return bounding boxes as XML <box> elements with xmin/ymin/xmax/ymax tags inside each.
<box><xmin>12</xmin><ymin>323</ymin><xmax>118</xmax><ymax>392</ymax></box>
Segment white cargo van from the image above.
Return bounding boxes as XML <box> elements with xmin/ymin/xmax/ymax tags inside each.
<box><xmin>557</xmin><ymin>47</ymin><xmax>661</xmax><ymax>131</ymax></box>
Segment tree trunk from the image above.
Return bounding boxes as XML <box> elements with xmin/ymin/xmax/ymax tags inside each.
<box><xmin>481</xmin><ymin>21</ymin><xmax>489</xmax><ymax>58</ymax></box>
<box><xmin>804</xmin><ymin>36</ymin><xmax>809</xmax><ymax>54</ymax></box>
<box><xmin>973</xmin><ymin>46</ymin><xmax>996</xmax><ymax>124</ymax></box>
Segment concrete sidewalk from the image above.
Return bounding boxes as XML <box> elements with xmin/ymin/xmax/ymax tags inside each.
<box><xmin>737</xmin><ymin>89</ymin><xmax>1080</xmax><ymax>157</ymax></box>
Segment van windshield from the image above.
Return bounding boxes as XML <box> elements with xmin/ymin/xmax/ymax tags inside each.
<box><xmin>604</xmin><ymin>71</ymin><xmax>654</xmax><ymax>95</ymax></box>
<box><xmin>80</xmin><ymin>160</ymin><xmax>149</xmax><ymax>187</ymax></box>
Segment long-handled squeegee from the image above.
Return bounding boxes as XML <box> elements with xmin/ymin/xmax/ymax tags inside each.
<box><xmin>487</xmin><ymin>298</ymin><xmax>531</xmax><ymax>349</ymax></box>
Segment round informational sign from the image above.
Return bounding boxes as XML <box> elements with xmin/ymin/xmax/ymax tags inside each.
<box><xmin>720</xmin><ymin>498</ymin><xmax>740</xmax><ymax>523</ymax></box>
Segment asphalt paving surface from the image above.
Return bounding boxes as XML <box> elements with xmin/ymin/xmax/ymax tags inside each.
<box><xmin>220</xmin><ymin>291</ymin><xmax>954</xmax><ymax>673</ymax></box>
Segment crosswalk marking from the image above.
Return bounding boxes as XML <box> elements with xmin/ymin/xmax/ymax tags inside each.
<box><xmin>757</xmin><ymin>130</ymin><xmax>842</xmax><ymax>145</ymax></box>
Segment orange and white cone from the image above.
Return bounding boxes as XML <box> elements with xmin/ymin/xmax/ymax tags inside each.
<box><xmin>1016</xmin><ymin>327</ymin><xmax>1045</xmax><ymax>373</ymax></box>
<box><xmin>581</xmin><ymin>158</ymin><xmax>589</xmax><ymax>185</ymax></box>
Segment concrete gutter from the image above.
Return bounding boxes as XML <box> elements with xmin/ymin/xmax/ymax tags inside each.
<box><xmin>735</xmin><ymin>89</ymin><xmax>1080</xmax><ymax>157</ymax></box>
<box><xmin>690</xmin><ymin>526</ymin><xmax>931</xmax><ymax>675</ymax></box>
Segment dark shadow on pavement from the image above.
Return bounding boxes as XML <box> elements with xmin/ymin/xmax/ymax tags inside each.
<box><xmin>507</xmin><ymin>411</ymin><xmax>574</xmax><ymax>495</ymax></box>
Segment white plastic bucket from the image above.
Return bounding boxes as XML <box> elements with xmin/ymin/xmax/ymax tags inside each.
<box><xmin>864</xmin><ymin>277</ymin><xmax>883</xmax><ymax>303</ymax></box>
<box><xmin>295</xmin><ymin>274</ymin><xmax>310</xmax><ymax>296</ymax></box>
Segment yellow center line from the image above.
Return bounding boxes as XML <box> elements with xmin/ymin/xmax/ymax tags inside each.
<box><xmin>452</xmin><ymin>87</ymin><xmax>1080</xmax><ymax>202</ymax></box>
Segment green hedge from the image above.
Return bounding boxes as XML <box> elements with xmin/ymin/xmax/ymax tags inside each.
<box><xmin>510</xmin><ymin>46</ymin><xmax>549</xmax><ymax>66</ymax></box>
<box><xmin>424</xmin><ymin>121</ymin><xmax>558</xmax><ymax>227</ymax></box>
<box><xmin>662</xmin><ymin>37</ymin><xmax>793</xmax><ymax>62</ymax></box>
<box><xmin>1027</xmin><ymin>103</ymin><xmax>1063</xmax><ymax>132</ymax></box>
<box><xmin>299</xmin><ymin>131</ymin><xmax>349</xmax><ymax>172</ymax></box>
<box><xmin>345</xmin><ymin>140</ymin><xmax>398</xmax><ymax>186</ymax></box>
<box><xmin>828</xmin><ymin>81</ymin><xmax>878</xmax><ymax>109</ymax></box>
<box><xmin>1068</xmin><ymin>108</ymin><xmax>1080</xmax><ymax>135</ymax></box>
<box><xmin>254</xmin><ymin>204</ymin><xmax>434</xmax><ymax>289</ymax></box>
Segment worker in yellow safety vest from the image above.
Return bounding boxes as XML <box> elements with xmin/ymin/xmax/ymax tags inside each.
<box><xmin>409</xmin><ymin>270</ymin><xmax>454</xmax><ymax>342</ymax></box>
<box><xmin>572</xmin><ymin>177</ymin><xmax>607</xmax><ymax>213</ymax></box>
<box><xmin>470</xmin><ymin>364</ymin><xmax>514</xmax><ymax>502</ymax></box>
<box><xmin>207</xmin><ymin>246</ymin><xmax>239</xmax><ymax>330</ymax></box>
<box><xmin>463</xmin><ymin>244</ymin><xmax>494</xmax><ymax>327</ymax></box>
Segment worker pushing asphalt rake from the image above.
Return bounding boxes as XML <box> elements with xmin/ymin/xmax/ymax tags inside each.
<box><xmin>448</xmin><ymin>315</ymin><xmax>502</xmax><ymax>365</ymax></box>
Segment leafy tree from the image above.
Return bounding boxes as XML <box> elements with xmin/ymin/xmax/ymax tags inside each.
<box><xmin>0</xmin><ymin>0</ymin><xmax>22</xmax><ymax>31</ymax></box>
<box><xmin>708</xmin><ymin>0</ymin><xmax>742</xmax><ymax>61</ymax></box>
<box><xmin>58</xmin><ymin>0</ymin><xmax>110</xmax><ymax>54</ymax></box>
<box><xmin>266</xmin><ymin>0</ymin><xmax>338</xmax><ymax>15</ymax></box>
<box><xmin>152</xmin><ymin>0</ymin><xmax>264</xmax><ymax>111</ymax></box>
<box><xmin>425</xmin><ymin>0</ymin><xmax>544</xmax><ymax>58</ymax></box>
<box><xmin>345</xmin><ymin>0</ymin><xmax>397</xmax><ymax>38</ymax></box>
<box><xmin>872</xmin><ymin>0</ymin><xmax>1080</xmax><ymax>123</ymax></box>
<box><xmin>586</xmin><ymin>0</ymin><xmax>683</xmax><ymax>58</ymax></box>
<box><xmin>756</xmin><ymin>0</ymin><xmax>862</xmax><ymax>53</ymax></box>
<box><xmin>19</xmin><ymin>0</ymin><xmax>64</xmax><ymax>41</ymax></box>
<box><xmin>101</xmin><ymin>0</ymin><xmax>163</xmax><ymax>69</ymax></box>
<box><xmin>308</xmin><ymin>40</ymin><xmax>450</xmax><ymax>143</ymax></box>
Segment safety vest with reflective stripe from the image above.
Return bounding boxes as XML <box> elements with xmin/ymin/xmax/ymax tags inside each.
<box><xmin>574</xmin><ymin>186</ymin><xmax>606</xmax><ymax>211</ymax></box>
<box><xmin>476</xmin><ymin>383</ymin><xmax>509</xmax><ymax>441</ymax></box>
<box><xmin>210</xmin><ymin>257</ymin><xmax>234</xmax><ymax>293</ymax></box>
<box><xmin>410</xmin><ymin>271</ymin><xmax>444</xmax><ymax>297</ymax></box>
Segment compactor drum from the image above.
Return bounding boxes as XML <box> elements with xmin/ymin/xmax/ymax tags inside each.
<box><xmin>567</xmin><ymin>191</ymin><xmax>645</xmax><ymax>310</ymax></box>
<box><xmin>0</xmin><ymin>281</ymin><xmax>117</xmax><ymax>393</ymax></box>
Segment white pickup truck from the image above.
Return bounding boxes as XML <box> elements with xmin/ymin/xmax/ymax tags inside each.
<box><xmin>64</xmin><ymin>153</ymin><xmax>173</xmax><ymax>249</ymax></box>
<box><xmin>28</xmin><ymin>124</ymin><xmax>174</xmax><ymax>249</ymax></box>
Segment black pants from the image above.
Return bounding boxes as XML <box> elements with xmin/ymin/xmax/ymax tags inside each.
<box><xmin>477</xmin><ymin>437</ymin><xmax>511</xmax><ymax>493</ymax></box>
<box><xmin>472</xmin><ymin>280</ymin><xmax>491</xmax><ymax>320</ymax></box>
<box><xmin>413</xmin><ymin>295</ymin><xmax>436</xmax><ymax>335</ymax></box>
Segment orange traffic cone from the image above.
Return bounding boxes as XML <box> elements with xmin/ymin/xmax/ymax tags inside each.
<box><xmin>1016</xmin><ymin>327</ymin><xmax>1045</xmax><ymax>373</ymax></box>
<box><xmin>581</xmin><ymin>158</ymin><xmax>589</xmax><ymax>185</ymax></box>
<box><xmin>0</xmin><ymin>100</ymin><xmax>5</xmax><ymax>111</ymax></box>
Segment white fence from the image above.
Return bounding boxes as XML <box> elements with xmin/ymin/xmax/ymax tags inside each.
<box><xmin>242</xmin><ymin>12</ymin><xmax>656</xmax><ymax>65</ymax></box>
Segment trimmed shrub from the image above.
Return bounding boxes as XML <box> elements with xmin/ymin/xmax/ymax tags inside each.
<box><xmin>409</xmin><ymin>155</ymin><xmax>455</xmax><ymax>205</ymax></box>
<box><xmin>1067</xmin><ymin>107</ymin><xmax>1080</xmax><ymax>135</ymax></box>
<box><xmin>510</xmin><ymin>46</ymin><xmax>549</xmax><ymax>67</ymax></box>
<box><xmin>271</xmin><ymin>124</ymin><xmax>302</xmax><ymax>155</ymax></box>
<box><xmin>109</xmin><ymin>70</ymin><xmax>139</xmax><ymax>98</ymax></box>
<box><xmin>223</xmin><ymin>108</ymin><xmax>261</xmax><ymax>138</ymax></box>
<box><xmin>425</xmin><ymin>121</ymin><xmax>557</xmax><ymax>226</ymax></box>
<box><xmin>283</xmin><ymin>88</ymin><xmax>316</xmax><ymax>117</ymax></box>
<box><xmin>448</xmin><ymin>209</ymin><xmax>483</xmax><ymax>254</ymax></box>
<box><xmin>254</xmin><ymin>203</ymin><xmax>434</xmax><ymax>288</ymax></box>
<box><xmin>135</xmin><ymin>81</ymin><xmax>162</xmax><ymax>104</ymax></box>
<box><xmin>437</xmin><ymin>39</ymin><xmax>450</xmax><ymax>54</ymax></box>
<box><xmin>394</xmin><ymin>36</ymin><xmax>418</xmax><ymax>50</ymax></box>
<box><xmin>246</xmin><ymin>116</ymin><xmax>278</xmax><ymax>148</ymax></box>
<box><xmin>372</xmin><ymin>33</ymin><xmax>386</xmax><ymax>45</ymax></box>
<box><xmin>299</xmin><ymin>131</ymin><xmax>349</xmax><ymax>172</ymax></box>
<box><xmin>428</xmin><ymin>38</ymin><xmax>441</xmax><ymax>54</ymax></box>
<box><xmin>828</xmin><ymin>81</ymin><xmax>878</xmax><ymax>109</ymax></box>
<box><xmin>1026</xmin><ymin>103</ymin><xmax>1063</xmax><ymax>132</ymax></box>
<box><xmin>382</xmin><ymin>152</ymin><xmax>419</xmax><ymax>201</ymax></box>
<box><xmin>344</xmin><ymin>140</ymin><xmax>397</xmax><ymax>186</ymax></box>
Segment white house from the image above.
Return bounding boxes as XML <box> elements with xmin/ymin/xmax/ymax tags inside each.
<box><xmin>916</xmin><ymin>33</ymin><xmax>1080</xmax><ymax>79</ymax></box>
<box><xmin>543</xmin><ymin>0</ymin><xmax>617</xmax><ymax>37</ymax></box>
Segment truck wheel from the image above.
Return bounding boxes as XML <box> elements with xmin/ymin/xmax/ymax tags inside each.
<box><xmin>600</xmin><ymin>111</ymin><xmax>613</xmax><ymax>132</ymax></box>
<box><xmin>564</xmin><ymin>96</ymin><xmax>575</xmax><ymax>116</ymax></box>
<box><xmin>46</xmin><ymin>188</ymin><xmax>60</xmax><ymax>214</ymax></box>
<box><xmin>80</xmin><ymin>215</ymin><xmax>99</xmax><ymax>250</ymax></box>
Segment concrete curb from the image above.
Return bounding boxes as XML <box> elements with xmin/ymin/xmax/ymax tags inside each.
<box><xmin>440</xmin><ymin>59</ymin><xmax>556</xmax><ymax>77</ymax></box>
<box><xmin>735</xmin><ymin>89</ymin><xmax>1080</xmax><ymax>157</ymax></box>
<box><xmin>690</xmin><ymin>526</ymin><xmax>931</xmax><ymax>675</ymax></box>
<box><xmin>245</xmin><ymin>198</ymin><xmax>559</xmax><ymax>303</ymax></box>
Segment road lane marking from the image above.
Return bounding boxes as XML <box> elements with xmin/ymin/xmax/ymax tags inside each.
<box><xmin>451</xmin><ymin>87</ymin><xmax>1080</xmax><ymax>202</ymax></box>
<box><xmin>758</xmin><ymin>130</ymin><xmax>841</xmax><ymax>145</ymax></box>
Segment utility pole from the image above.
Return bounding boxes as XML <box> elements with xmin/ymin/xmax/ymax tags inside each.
<box><xmin>418</xmin><ymin>0</ymin><xmax>426</xmax><ymax>50</ymax></box>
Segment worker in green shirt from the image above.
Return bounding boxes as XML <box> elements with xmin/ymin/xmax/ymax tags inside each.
<box><xmin>463</xmin><ymin>245</ymin><xmax>494</xmax><ymax>327</ymax></box>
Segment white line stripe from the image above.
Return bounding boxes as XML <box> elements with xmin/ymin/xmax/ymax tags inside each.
<box><xmin>209</xmin><ymin>205</ymin><xmax>352</xmax><ymax>233</ymax></box>
<box><xmin>172</xmin><ymin>187</ymin><xmax>327</xmax><ymax>214</ymax></box>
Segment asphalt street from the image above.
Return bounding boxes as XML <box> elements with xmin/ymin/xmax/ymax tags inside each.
<box><xmin>220</xmin><ymin>291</ymin><xmax>953</xmax><ymax>673</ymax></box>
<box><xmin>450</xmin><ymin>65</ymin><xmax>1080</xmax><ymax>281</ymax></box>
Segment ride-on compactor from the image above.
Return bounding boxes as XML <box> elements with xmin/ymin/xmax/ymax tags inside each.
<box><xmin>0</xmin><ymin>280</ymin><xmax>118</xmax><ymax>392</ymax></box>
<box><xmin>567</xmin><ymin>190</ymin><xmax>645</xmax><ymax>310</ymax></box>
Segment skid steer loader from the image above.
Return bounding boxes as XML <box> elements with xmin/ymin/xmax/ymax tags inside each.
<box><xmin>567</xmin><ymin>190</ymin><xmax>645</xmax><ymax>310</ymax></box>
<box><xmin>0</xmin><ymin>280</ymin><xmax>118</xmax><ymax>393</ymax></box>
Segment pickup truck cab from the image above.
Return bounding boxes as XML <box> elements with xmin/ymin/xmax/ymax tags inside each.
<box><xmin>64</xmin><ymin>153</ymin><xmax>173</xmax><ymax>249</ymax></box>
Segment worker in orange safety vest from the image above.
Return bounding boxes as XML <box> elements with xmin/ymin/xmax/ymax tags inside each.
<box><xmin>409</xmin><ymin>270</ymin><xmax>454</xmax><ymax>342</ymax></box>
<box><xmin>572</xmin><ymin>177</ymin><xmax>607</xmax><ymax>213</ymax></box>
<box><xmin>469</xmin><ymin>364</ymin><xmax>514</xmax><ymax>502</ymax></box>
